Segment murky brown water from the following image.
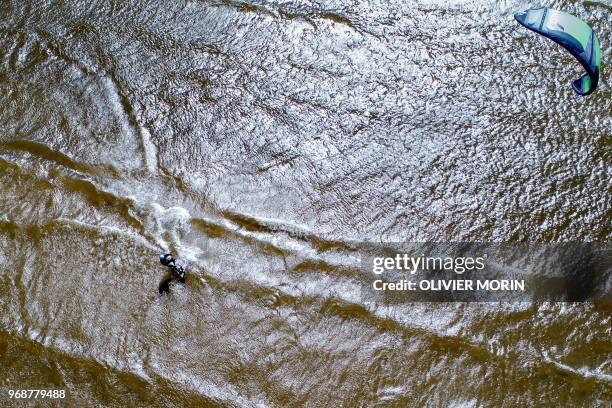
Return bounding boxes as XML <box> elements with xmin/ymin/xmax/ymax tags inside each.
<box><xmin>0</xmin><ymin>0</ymin><xmax>610</xmax><ymax>406</ymax></box>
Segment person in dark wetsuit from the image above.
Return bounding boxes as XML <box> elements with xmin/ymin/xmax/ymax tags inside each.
<box><xmin>158</xmin><ymin>253</ymin><xmax>186</xmax><ymax>295</ymax></box>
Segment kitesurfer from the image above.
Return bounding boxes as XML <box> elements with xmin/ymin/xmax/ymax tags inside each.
<box><xmin>159</xmin><ymin>253</ymin><xmax>186</xmax><ymax>295</ymax></box>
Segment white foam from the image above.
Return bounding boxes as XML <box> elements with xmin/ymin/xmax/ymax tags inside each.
<box><xmin>146</xmin><ymin>203</ymin><xmax>202</xmax><ymax>262</ymax></box>
<box><xmin>140</xmin><ymin>125</ymin><xmax>158</xmax><ymax>175</ymax></box>
<box><xmin>542</xmin><ymin>350</ymin><xmax>612</xmax><ymax>382</ymax></box>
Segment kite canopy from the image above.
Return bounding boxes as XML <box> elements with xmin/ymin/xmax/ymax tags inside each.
<box><xmin>515</xmin><ymin>7</ymin><xmax>600</xmax><ymax>95</ymax></box>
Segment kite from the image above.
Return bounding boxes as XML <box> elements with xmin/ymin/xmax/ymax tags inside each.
<box><xmin>515</xmin><ymin>7</ymin><xmax>601</xmax><ymax>95</ymax></box>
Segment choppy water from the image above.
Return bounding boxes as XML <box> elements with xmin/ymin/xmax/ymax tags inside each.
<box><xmin>0</xmin><ymin>0</ymin><xmax>610</xmax><ymax>406</ymax></box>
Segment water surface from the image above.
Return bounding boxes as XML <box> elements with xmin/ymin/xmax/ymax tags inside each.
<box><xmin>0</xmin><ymin>0</ymin><xmax>610</xmax><ymax>406</ymax></box>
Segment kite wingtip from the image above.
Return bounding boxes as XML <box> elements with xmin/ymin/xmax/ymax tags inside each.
<box><xmin>513</xmin><ymin>10</ymin><xmax>530</xmax><ymax>26</ymax></box>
